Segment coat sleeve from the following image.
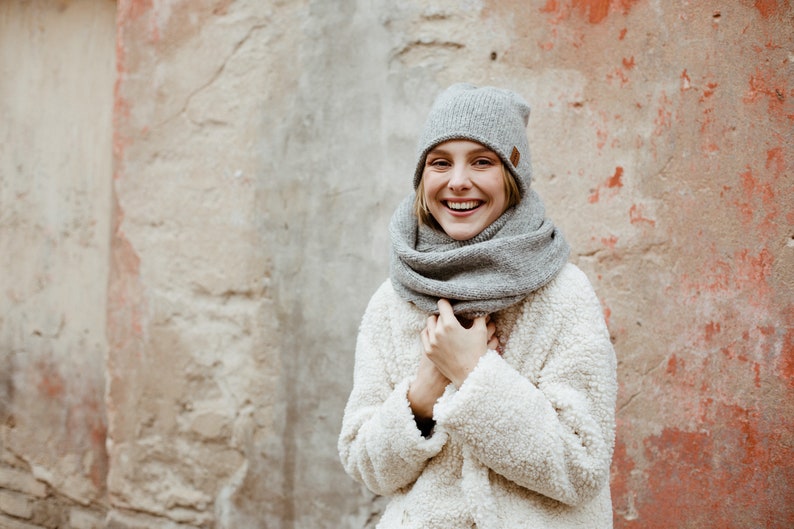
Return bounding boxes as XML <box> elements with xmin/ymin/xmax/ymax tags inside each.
<box><xmin>338</xmin><ymin>284</ymin><xmax>447</xmax><ymax>496</ymax></box>
<box><xmin>432</xmin><ymin>266</ymin><xmax>617</xmax><ymax>506</ymax></box>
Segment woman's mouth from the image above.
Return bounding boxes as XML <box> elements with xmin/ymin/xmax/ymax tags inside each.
<box><xmin>444</xmin><ymin>200</ymin><xmax>482</xmax><ymax>211</ymax></box>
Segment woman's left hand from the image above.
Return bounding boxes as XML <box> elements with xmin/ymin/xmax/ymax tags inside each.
<box><xmin>421</xmin><ymin>299</ymin><xmax>496</xmax><ymax>388</ymax></box>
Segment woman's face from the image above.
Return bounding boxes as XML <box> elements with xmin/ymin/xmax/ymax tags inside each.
<box><xmin>421</xmin><ymin>139</ymin><xmax>509</xmax><ymax>241</ymax></box>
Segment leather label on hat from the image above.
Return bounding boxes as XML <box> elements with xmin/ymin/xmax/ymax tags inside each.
<box><xmin>510</xmin><ymin>146</ymin><xmax>520</xmax><ymax>167</ymax></box>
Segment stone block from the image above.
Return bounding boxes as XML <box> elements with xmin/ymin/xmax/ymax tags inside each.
<box><xmin>0</xmin><ymin>490</ymin><xmax>33</xmax><ymax>520</ymax></box>
<box><xmin>0</xmin><ymin>468</ymin><xmax>47</xmax><ymax>498</ymax></box>
<box><xmin>68</xmin><ymin>508</ymin><xmax>104</xmax><ymax>529</ymax></box>
<box><xmin>0</xmin><ymin>513</ymin><xmax>41</xmax><ymax>529</ymax></box>
<box><xmin>105</xmin><ymin>510</ymin><xmax>202</xmax><ymax>529</ymax></box>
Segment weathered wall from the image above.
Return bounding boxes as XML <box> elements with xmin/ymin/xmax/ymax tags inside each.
<box><xmin>0</xmin><ymin>1</ymin><xmax>115</xmax><ymax>528</ymax></box>
<box><xmin>1</xmin><ymin>0</ymin><xmax>792</xmax><ymax>528</ymax></box>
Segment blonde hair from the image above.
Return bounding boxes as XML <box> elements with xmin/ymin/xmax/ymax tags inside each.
<box><xmin>414</xmin><ymin>163</ymin><xmax>521</xmax><ymax>227</ymax></box>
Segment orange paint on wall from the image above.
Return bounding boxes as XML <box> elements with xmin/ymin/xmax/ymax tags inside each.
<box><xmin>540</xmin><ymin>0</ymin><xmax>559</xmax><ymax>13</ymax></box>
<box><xmin>540</xmin><ymin>0</ymin><xmax>639</xmax><ymax>24</ymax></box>
<box><xmin>621</xmin><ymin>397</ymin><xmax>793</xmax><ymax>528</ymax></box>
<box><xmin>629</xmin><ymin>204</ymin><xmax>655</xmax><ymax>226</ymax></box>
<box><xmin>589</xmin><ymin>167</ymin><xmax>625</xmax><ymax>203</ymax></box>
<box><xmin>572</xmin><ymin>0</ymin><xmax>638</xmax><ymax>23</ymax></box>
<box><xmin>666</xmin><ymin>354</ymin><xmax>681</xmax><ymax>375</ymax></box>
<box><xmin>601</xmin><ymin>235</ymin><xmax>619</xmax><ymax>248</ymax></box>
<box><xmin>743</xmin><ymin>66</ymin><xmax>792</xmax><ymax>121</ymax></box>
<box><xmin>704</xmin><ymin>321</ymin><xmax>721</xmax><ymax>342</ymax></box>
<box><xmin>680</xmin><ymin>69</ymin><xmax>691</xmax><ymax>91</ymax></box>
<box><xmin>701</xmin><ymin>82</ymin><xmax>718</xmax><ymax>100</ymax></box>
<box><xmin>653</xmin><ymin>92</ymin><xmax>673</xmax><ymax>136</ymax></box>
<box><xmin>780</xmin><ymin>314</ymin><xmax>794</xmax><ymax>387</ymax></box>
<box><xmin>765</xmin><ymin>146</ymin><xmax>784</xmax><ymax>176</ymax></box>
<box><xmin>687</xmin><ymin>248</ymin><xmax>773</xmax><ymax>306</ymax></box>
<box><xmin>753</xmin><ymin>0</ymin><xmax>786</xmax><ymax>18</ymax></box>
<box><xmin>607</xmin><ymin>166</ymin><xmax>624</xmax><ymax>188</ymax></box>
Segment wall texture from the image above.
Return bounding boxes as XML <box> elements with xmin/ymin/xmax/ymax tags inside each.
<box><xmin>1</xmin><ymin>1</ymin><xmax>115</xmax><ymax>528</ymax></box>
<box><xmin>1</xmin><ymin>0</ymin><xmax>792</xmax><ymax>528</ymax></box>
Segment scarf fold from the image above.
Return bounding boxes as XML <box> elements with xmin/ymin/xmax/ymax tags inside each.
<box><xmin>389</xmin><ymin>189</ymin><xmax>570</xmax><ymax>317</ymax></box>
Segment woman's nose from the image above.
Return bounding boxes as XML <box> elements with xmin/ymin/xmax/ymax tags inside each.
<box><xmin>447</xmin><ymin>165</ymin><xmax>471</xmax><ymax>189</ymax></box>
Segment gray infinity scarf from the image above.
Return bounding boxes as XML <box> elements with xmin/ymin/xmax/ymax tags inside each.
<box><xmin>389</xmin><ymin>189</ymin><xmax>570</xmax><ymax>317</ymax></box>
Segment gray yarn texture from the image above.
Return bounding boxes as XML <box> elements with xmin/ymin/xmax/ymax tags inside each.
<box><xmin>389</xmin><ymin>189</ymin><xmax>570</xmax><ymax>318</ymax></box>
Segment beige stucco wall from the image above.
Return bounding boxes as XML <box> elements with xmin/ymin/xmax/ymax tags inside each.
<box><xmin>1</xmin><ymin>0</ymin><xmax>792</xmax><ymax>528</ymax></box>
<box><xmin>0</xmin><ymin>1</ymin><xmax>115</xmax><ymax>526</ymax></box>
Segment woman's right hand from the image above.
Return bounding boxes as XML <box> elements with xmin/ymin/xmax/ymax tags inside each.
<box><xmin>407</xmin><ymin>352</ymin><xmax>450</xmax><ymax>421</ymax></box>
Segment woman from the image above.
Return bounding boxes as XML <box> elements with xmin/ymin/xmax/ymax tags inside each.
<box><xmin>338</xmin><ymin>83</ymin><xmax>617</xmax><ymax>529</ymax></box>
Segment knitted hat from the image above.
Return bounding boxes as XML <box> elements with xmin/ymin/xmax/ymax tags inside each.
<box><xmin>413</xmin><ymin>83</ymin><xmax>533</xmax><ymax>196</ymax></box>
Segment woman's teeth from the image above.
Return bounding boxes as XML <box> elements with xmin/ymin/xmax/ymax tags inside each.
<box><xmin>445</xmin><ymin>200</ymin><xmax>480</xmax><ymax>211</ymax></box>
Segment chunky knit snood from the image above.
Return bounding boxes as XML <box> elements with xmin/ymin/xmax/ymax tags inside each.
<box><xmin>389</xmin><ymin>189</ymin><xmax>570</xmax><ymax>318</ymax></box>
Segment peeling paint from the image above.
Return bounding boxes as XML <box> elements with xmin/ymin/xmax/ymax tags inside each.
<box><xmin>637</xmin><ymin>399</ymin><xmax>790</xmax><ymax>527</ymax></box>
<box><xmin>780</xmin><ymin>315</ymin><xmax>794</xmax><ymax>386</ymax></box>
<box><xmin>734</xmin><ymin>165</ymin><xmax>781</xmax><ymax>234</ymax></box>
<box><xmin>680</xmin><ymin>69</ymin><xmax>691</xmax><ymax>91</ymax></box>
<box><xmin>743</xmin><ymin>66</ymin><xmax>793</xmax><ymax>121</ymax></box>
<box><xmin>681</xmin><ymin>248</ymin><xmax>774</xmax><ymax>306</ymax></box>
<box><xmin>628</xmin><ymin>203</ymin><xmax>655</xmax><ymax>227</ymax></box>
<box><xmin>653</xmin><ymin>92</ymin><xmax>673</xmax><ymax>137</ymax></box>
<box><xmin>601</xmin><ymin>235</ymin><xmax>619</xmax><ymax>248</ymax></box>
<box><xmin>573</xmin><ymin>0</ymin><xmax>639</xmax><ymax>24</ymax></box>
<box><xmin>752</xmin><ymin>0</ymin><xmax>788</xmax><ymax>18</ymax></box>
<box><xmin>540</xmin><ymin>0</ymin><xmax>640</xmax><ymax>24</ymax></box>
<box><xmin>589</xmin><ymin>166</ymin><xmax>624</xmax><ymax>203</ymax></box>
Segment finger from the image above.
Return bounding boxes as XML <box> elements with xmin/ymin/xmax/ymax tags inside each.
<box><xmin>426</xmin><ymin>315</ymin><xmax>437</xmax><ymax>335</ymax></box>
<box><xmin>486</xmin><ymin>321</ymin><xmax>496</xmax><ymax>338</ymax></box>
<box><xmin>472</xmin><ymin>315</ymin><xmax>488</xmax><ymax>331</ymax></box>
<box><xmin>420</xmin><ymin>327</ymin><xmax>431</xmax><ymax>352</ymax></box>
<box><xmin>436</xmin><ymin>299</ymin><xmax>456</xmax><ymax>324</ymax></box>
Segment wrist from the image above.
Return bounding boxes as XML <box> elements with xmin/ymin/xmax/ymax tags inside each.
<box><xmin>407</xmin><ymin>383</ymin><xmax>435</xmax><ymax>420</ymax></box>
<box><xmin>450</xmin><ymin>354</ymin><xmax>483</xmax><ymax>388</ymax></box>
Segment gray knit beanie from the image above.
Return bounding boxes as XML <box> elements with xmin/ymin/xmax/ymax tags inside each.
<box><xmin>413</xmin><ymin>83</ymin><xmax>533</xmax><ymax>196</ymax></box>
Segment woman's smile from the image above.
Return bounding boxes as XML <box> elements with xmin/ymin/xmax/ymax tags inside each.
<box><xmin>444</xmin><ymin>199</ymin><xmax>483</xmax><ymax>212</ymax></box>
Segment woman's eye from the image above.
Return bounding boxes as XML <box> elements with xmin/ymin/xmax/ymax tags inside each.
<box><xmin>429</xmin><ymin>159</ymin><xmax>451</xmax><ymax>168</ymax></box>
<box><xmin>474</xmin><ymin>158</ymin><xmax>495</xmax><ymax>166</ymax></box>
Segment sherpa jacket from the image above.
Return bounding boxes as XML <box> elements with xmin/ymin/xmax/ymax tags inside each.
<box><xmin>338</xmin><ymin>263</ymin><xmax>617</xmax><ymax>529</ymax></box>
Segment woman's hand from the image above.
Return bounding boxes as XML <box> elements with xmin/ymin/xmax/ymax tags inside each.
<box><xmin>421</xmin><ymin>299</ymin><xmax>499</xmax><ymax>388</ymax></box>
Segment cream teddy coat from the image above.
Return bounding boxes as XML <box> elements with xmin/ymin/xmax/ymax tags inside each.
<box><xmin>338</xmin><ymin>263</ymin><xmax>617</xmax><ymax>529</ymax></box>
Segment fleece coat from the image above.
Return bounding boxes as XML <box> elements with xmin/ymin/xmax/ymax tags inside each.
<box><xmin>338</xmin><ymin>263</ymin><xmax>617</xmax><ymax>529</ymax></box>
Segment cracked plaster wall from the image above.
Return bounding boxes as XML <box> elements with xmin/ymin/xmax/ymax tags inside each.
<box><xmin>1</xmin><ymin>1</ymin><xmax>115</xmax><ymax>527</ymax></box>
<box><xmin>1</xmin><ymin>0</ymin><xmax>792</xmax><ymax>528</ymax></box>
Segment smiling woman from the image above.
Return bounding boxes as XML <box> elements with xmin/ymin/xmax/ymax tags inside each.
<box><xmin>338</xmin><ymin>84</ymin><xmax>617</xmax><ymax>529</ymax></box>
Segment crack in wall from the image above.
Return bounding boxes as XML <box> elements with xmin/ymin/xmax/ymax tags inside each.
<box><xmin>152</xmin><ymin>22</ymin><xmax>269</xmax><ymax>130</ymax></box>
